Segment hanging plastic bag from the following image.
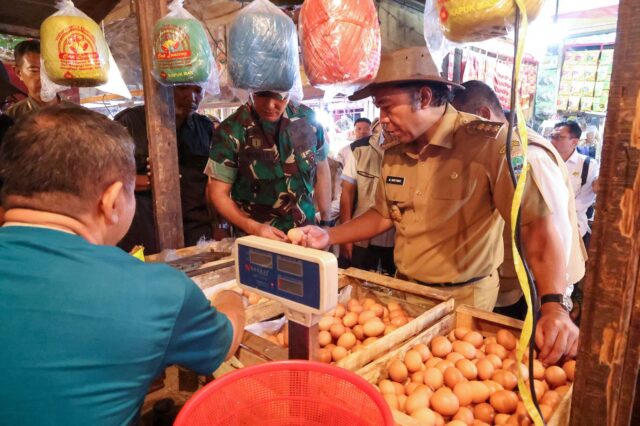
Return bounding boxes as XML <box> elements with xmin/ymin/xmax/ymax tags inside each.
<box><xmin>228</xmin><ymin>0</ymin><xmax>301</xmax><ymax>98</ymax></box>
<box><xmin>40</xmin><ymin>0</ymin><xmax>131</xmax><ymax>102</ymax></box>
<box><xmin>427</xmin><ymin>0</ymin><xmax>546</xmax><ymax>44</ymax></box>
<box><xmin>152</xmin><ymin>0</ymin><xmax>220</xmax><ymax>96</ymax></box>
<box><xmin>40</xmin><ymin>0</ymin><xmax>110</xmax><ymax>86</ymax></box>
<box><xmin>299</xmin><ymin>0</ymin><xmax>380</xmax><ymax>96</ymax></box>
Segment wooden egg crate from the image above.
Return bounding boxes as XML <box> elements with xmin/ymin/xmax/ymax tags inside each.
<box><xmin>355</xmin><ymin>305</ymin><xmax>572</xmax><ymax>426</ymax></box>
<box><xmin>235</xmin><ymin>267</ymin><xmax>455</xmax><ymax>372</ymax></box>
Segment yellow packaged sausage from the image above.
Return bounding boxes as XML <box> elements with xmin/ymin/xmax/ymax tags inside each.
<box><xmin>431</xmin><ymin>0</ymin><xmax>545</xmax><ymax>43</ymax></box>
<box><xmin>40</xmin><ymin>1</ymin><xmax>109</xmax><ymax>86</ymax></box>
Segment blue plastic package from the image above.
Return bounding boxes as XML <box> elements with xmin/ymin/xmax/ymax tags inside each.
<box><xmin>229</xmin><ymin>7</ymin><xmax>298</xmax><ymax>92</ymax></box>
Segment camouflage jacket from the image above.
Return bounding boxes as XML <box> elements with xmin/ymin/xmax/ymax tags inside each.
<box><xmin>205</xmin><ymin>103</ymin><xmax>327</xmax><ymax>233</ymax></box>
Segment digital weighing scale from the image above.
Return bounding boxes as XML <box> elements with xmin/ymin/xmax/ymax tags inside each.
<box><xmin>235</xmin><ymin>236</ymin><xmax>338</xmax><ymax>360</ymax></box>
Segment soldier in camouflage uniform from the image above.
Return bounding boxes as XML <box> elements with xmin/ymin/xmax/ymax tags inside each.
<box><xmin>205</xmin><ymin>91</ymin><xmax>331</xmax><ymax>240</ymax></box>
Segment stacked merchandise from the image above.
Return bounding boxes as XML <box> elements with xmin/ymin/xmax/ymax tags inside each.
<box><xmin>557</xmin><ymin>46</ymin><xmax>613</xmax><ymax>113</ymax></box>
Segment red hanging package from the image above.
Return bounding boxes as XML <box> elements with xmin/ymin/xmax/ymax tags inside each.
<box><xmin>299</xmin><ymin>0</ymin><xmax>380</xmax><ymax>94</ymax></box>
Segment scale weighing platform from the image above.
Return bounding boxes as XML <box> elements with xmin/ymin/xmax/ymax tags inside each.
<box><xmin>235</xmin><ymin>235</ymin><xmax>338</xmax><ymax>360</ymax></box>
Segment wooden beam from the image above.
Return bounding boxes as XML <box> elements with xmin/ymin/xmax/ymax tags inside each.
<box><xmin>570</xmin><ymin>0</ymin><xmax>640</xmax><ymax>424</ymax></box>
<box><xmin>134</xmin><ymin>0</ymin><xmax>184</xmax><ymax>250</ymax></box>
<box><xmin>0</xmin><ymin>23</ymin><xmax>39</xmax><ymax>38</ymax></box>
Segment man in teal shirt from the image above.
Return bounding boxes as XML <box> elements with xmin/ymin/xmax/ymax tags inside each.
<box><xmin>0</xmin><ymin>105</ymin><xmax>245</xmax><ymax>425</ymax></box>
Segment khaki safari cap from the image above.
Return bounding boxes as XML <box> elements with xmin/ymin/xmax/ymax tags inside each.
<box><xmin>349</xmin><ymin>46</ymin><xmax>464</xmax><ymax>101</ymax></box>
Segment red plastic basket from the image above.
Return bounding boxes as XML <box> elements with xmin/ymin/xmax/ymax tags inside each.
<box><xmin>174</xmin><ymin>360</ymin><xmax>394</xmax><ymax>426</ymax></box>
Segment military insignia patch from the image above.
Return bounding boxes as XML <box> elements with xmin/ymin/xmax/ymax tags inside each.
<box><xmin>466</xmin><ymin>120</ymin><xmax>504</xmax><ymax>139</ymax></box>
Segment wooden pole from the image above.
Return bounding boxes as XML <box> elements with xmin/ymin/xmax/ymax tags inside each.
<box><xmin>134</xmin><ymin>0</ymin><xmax>184</xmax><ymax>250</ymax></box>
<box><xmin>570</xmin><ymin>0</ymin><xmax>640</xmax><ymax>424</ymax></box>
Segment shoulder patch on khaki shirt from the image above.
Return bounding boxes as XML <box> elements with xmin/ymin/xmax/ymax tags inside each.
<box><xmin>465</xmin><ymin>120</ymin><xmax>504</xmax><ymax>139</ymax></box>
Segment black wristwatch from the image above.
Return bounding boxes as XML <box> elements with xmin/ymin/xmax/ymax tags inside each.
<box><xmin>540</xmin><ymin>293</ymin><xmax>573</xmax><ymax>312</ymax></box>
<box><xmin>318</xmin><ymin>219</ymin><xmax>335</xmax><ymax>227</ymax></box>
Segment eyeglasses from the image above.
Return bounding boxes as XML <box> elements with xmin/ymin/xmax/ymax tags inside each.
<box><xmin>251</xmin><ymin>91</ymin><xmax>290</xmax><ymax>101</ymax></box>
<box><xmin>550</xmin><ymin>134</ymin><xmax>572</xmax><ymax>141</ymax></box>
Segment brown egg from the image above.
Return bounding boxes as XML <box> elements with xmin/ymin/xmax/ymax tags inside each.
<box><xmin>426</xmin><ymin>357</ymin><xmax>443</xmax><ymax>369</ymax></box>
<box><xmin>384</xmin><ymin>324</ymin><xmax>398</xmax><ymax>336</ymax></box>
<box><xmin>431</xmin><ymin>388</ymin><xmax>460</xmax><ymax>416</ymax></box>
<box><xmin>319</xmin><ymin>316</ymin><xmax>334</xmax><ymax>331</ymax></box>
<box><xmin>545</xmin><ymin>366</ymin><xmax>567</xmax><ymax>388</ymax></box>
<box><xmin>494</xmin><ymin>413</ymin><xmax>511</xmax><ymax>425</ymax></box>
<box><xmin>454</xmin><ymin>327</ymin><xmax>470</xmax><ymax>340</ymax></box>
<box><xmin>358</xmin><ymin>310</ymin><xmax>376</xmax><ymax>326</ymax></box>
<box><xmin>405</xmin><ymin>350</ymin><xmax>424</xmax><ymax>373</ymax></box>
<box><xmin>555</xmin><ymin>384</ymin><xmax>570</xmax><ymax>397</ymax></box>
<box><xmin>563</xmin><ymin>359</ymin><xmax>576</xmax><ymax>381</ymax></box>
<box><xmin>389</xmin><ymin>359</ymin><xmax>409</xmax><ymax>383</ymax></box>
<box><xmin>387</xmin><ymin>301</ymin><xmax>402</xmax><ymax>312</ymax></box>
<box><xmin>456</xmin><ymin>359</ymin><xmax>478</xmax><ymax>380</ymax></box>
<box><xmin>371</xmin><ymin>303</ymin><xmax>385</xmax><ymax>318</ymax></box>
<box><xmin>318</xmin><ymin>330</ymin><xmax>332</xmax><ymax>347</ymax></box>
<box><xmin>325</xmin><ymin>343</ymin><xmax>336</xmax><ymax>352</ymax></box>
<box><xmin>485</xmin><ymin>343</ymin><xmax>508</xmax><ymax>360</ymax></box>
<box><xmin>446</xmin><ymin>421</ymin><xmax>467</xmax><ymax>426</ymax></box>
<box><xmin>398</xmin><ymin>394</ymin><xmax>407</xmax><ymax>412</ymax></box>
<box><xmin>330</xmin><ymin>323</ymin><xmax>345</xmax><ymax>340</ymax></box>
<box><xmin>453</xmin><ymin>381</ymin><xmax>473</xmax><ymax>406</ymax></box>
<box><xmin>539</xmin><ymin>404</ymin><xmax>553</xmax><ymax>421</ymax></box>
<box><xmin>476</xmin><ymin>358</ymin><xmax>495</xmax><ymax>380</ymax></box>
<box><xmin>434</xmin><ymin>360</ymin><xmax>454</xmax><ymax>374</ymax></box>
<box><xmin>411</xmin><ymin>371</ymin><xmax>425</xmax><ymax>383</ymax></box>
<box><xmin>490</xmin><ymin>390</ymin><xmax>519</xmax><ymax>414</ymax></box>
<box><xmin>383</xmin><ymin>393</ymin><xmax>398</xmax><ymax>411</ymax></box>
<box><xmin>405</xmin><ymin>390</ymin><xmax>431</xmax><ymax>415</ymax></box>
<box><xmin>363</xmin><ymin>319</ymin><xmax>385</xmax><ymax>337</ymax></box>
<box><xmin>431</xmin><ymin>336</ymin><xmax>453</xmax><ymax>357</ymax></box>
<box><xmin>317</xmin><ymin>348</ymin><xmax>332</xmax><ymax>363</ymax></box>
<box><xmin>334</xmin><ymin>304</ymin><xmax>346</xmax><ymax>318</ymax></box>
<box><xmin>363</xmin><ymin>336</ymin><xmax>378</xmax><ymax>346</ymax></box>
<box><xmin>414</xmin><ymin>343</ymin><xmax>432</xmax><ymax>362</ymax></box>
<box><xmin>452</xmin><ymin>341</ymin><xmax>477</xmax><ymax>360</ymax></box>
<box><xmin>484</xmin><ymin>336</ymin><xmax>497</xmax><ymax>345</ymax></box>
<box><xmin>462</xmin><ymin>331</ymin><xmax>484</xmax><ymax>348</ymax></box>
<box><xmin>447</xmin><ymin>330</ymin><xmax>457</xmax><ymax>342</ymax></box>
<box><xmin>492</xmin><ymin>370</ymin><xmax>518</xmax><ymax>391</ymax></box>
<box><xmin>424</xmin><ymin>367</ymin><xmax>444</xmax><ymax>390</ymax></box>
<box><xmin>337</xmin><ymin>332</ymin><xmax>356</xmax><ymax>350</ymax></box>
<box><xmin>390</xmin><ymin>309</ymin><xmax>407</xmax><ymax>319</ymax></box>
<box><xmin>483</xmin><ymin>380</ymin><xmax>504</xmax><ymax>393</ymax></box>
<box><xmin>473</xmin><ymin>403</ymin><xmax>495</xmax><ymax>424</ymax></box>
<box><xmin>506</xmin><ymin>362</ymin><xmax>529</xmax><ymax>381</ymax></box>
<box><xmin>348</xmin><ymin>298</ymin><xmax>362</xmax><ymax>311</ymax></box>
<box><xmin>485</xmin><ymin>354</ymin><xmax>503</xmax><ymax>369</ymax></box>
<box><xmin>532</xmin><ymin>379</ymin><xmax>546</xmax><ymax>399</ymax></box>
<box><xmin>361</xmin><ymin>297</ymin><xmax>376</xmax><ymax>310</ymax></box>
<box><xmin>453</xmin><ymin>406</ymin><xmax>474</xmax><ymax>425</ymax></box>
<box><xmin>444</xmin><ymin>367</ymin><xmax>466</xmax><ymax>389</ymax></box>
<box><xmin>391</xmin><ymin>316</ymin><xmax>409</xmax><ymax>327</ymax></box>
<box><xmin>447</xmin><ymin>352</ymin><xmax>466</xmax><ymax>364</ymax></box>
<box><xmin>393</xmin><ymin>381</ymin><xmax>406</xmax><ymax>395</ymax></box>
<box><xmin>342</xmin><ymin>312</ymin><xmax>358</xmax><ymax>328</ymax></box>
<box><xmin>540</xmin><ymin>390</ymin><xmax>561</xmax><ymax>409</ymax></box>
<box><xmin>411</xmin><ymin>407</ymin><xmax>438</xmax><ymax>424</ymax></box>
<box><xmin>533</xmin><ymin>359</ymin><xmax>545</xmax><ymax>380</ymax></box>
<box><xmin>472</xmin><ymin>421</ymin><xmax>491</xmax><ymax>426</ymax></box>
<box><xmin>469</xmin><ymin>381</ymin><xmax>490</xmax><ymax>403</ymax></box>
<box><xmin>435</xmin><ymin>412</ymin><xmax>446</xmax><ymax>426</ymax></box>
<box><xmin>496</xmin><ymin>329</ymin><xmax>517</xmax><ymax>351</ymax></box>
<box><xmin>405</xmin><ymin>381</ymin><xmax>421</xmax><ymax>395</ymax></box>
<box><xmin>331</xmin><ymin>346</ymin><xmax>348</xmax><ymax>361</ymax></box>
<box><xmin>352</xmin><ymin>324</ymin><xmax>365</xmax><ymax>341</ymax></box>
<box><xmin>502</xmin><ymin>359</ymin><xmax>516</xmax><ymax>371</ymax></box>
<box><xmin>378</xmin><ymin>379</ymin><xmax>395</xmax><ymax>394</ymax></box>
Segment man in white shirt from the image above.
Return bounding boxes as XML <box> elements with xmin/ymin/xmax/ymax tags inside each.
<box><xmin>339</xmin><ymin>122</ymin><xmax>396</xmax><ymax>275</ymax></box>
<box><xmin>551</xmin><ymin>121</ymin><xmax>599</xmax><ymax>249</ymax></box>
<box><xmin>452</xmin><ymin>81</ymin><xmax>586</xmax><ymax>320</ymax></box>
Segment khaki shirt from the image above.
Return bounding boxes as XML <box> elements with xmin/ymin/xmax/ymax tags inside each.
<box><xmin>374</xmin><ymin>105</ymin><xmax>549</xmax><ymax>284</ymax></box>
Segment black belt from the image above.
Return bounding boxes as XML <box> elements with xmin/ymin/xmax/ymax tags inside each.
<box><xmin>396</xmin><ymin>272</ymin><xmax>488</xmax><ymax>288</ymax></box>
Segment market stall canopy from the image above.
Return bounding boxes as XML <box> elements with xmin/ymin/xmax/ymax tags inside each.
<box><xmin>0</xmin><ymin>0</ymin><xmax>121</xmax><ymax>38</ymax></box>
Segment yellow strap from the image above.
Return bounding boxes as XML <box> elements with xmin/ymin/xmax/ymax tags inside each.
<box><xmin>510</xmin><ymin>1</ymin><xmax>544</xmax><ymax>425</ymax></box>
<box><xmin>130</xmin><ymin>246</ymin><xmax>146</xmax><ymax>262</ymax></box>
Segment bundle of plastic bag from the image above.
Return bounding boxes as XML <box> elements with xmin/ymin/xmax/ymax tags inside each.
<box><xmin>40</xmin><ymin>0</ymin><xmax>110</xmax><ymax>86</ymax></box>
<box><xmin>152</xmin><ymin>0</ymin><xmax>219</xmax><ymax>95</ymax></box>
<box><xmin>104</xmin><ymin>15</ymin><xmax>142</xmax><ymax>89</ymax></box>
<box><xmin>228</xmin><ymin>0</ymin><xmax>299</xmax><ymax>94</ymax></box>
<box><xmin>39</xmin><ymin>0</ymin><xmax>131</xmax><ymax>102</ymax></box>
<box><xmin>428</xmin><ymin>0</ymin><xmax>545</xmax><ymax>43</ymax></box>
<box><xmin>299</xmin><ymin>0</ymin><xmax>380</xmax><ymax>95</ymax></box>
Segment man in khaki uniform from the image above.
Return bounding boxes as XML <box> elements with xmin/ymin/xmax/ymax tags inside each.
<box><xmin>294</xmin><ymin>47</ymin><xmax>578</xmax><ymax>364</ymax></box>
<box><xmin>452</xmin><ymin>80</ymin><xmax>587</xmax><ymax>320</ymax></box>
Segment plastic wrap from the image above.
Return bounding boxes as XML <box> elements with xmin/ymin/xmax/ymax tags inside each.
<box><xmin>299</xmin><ymin>0</ymin><xmax>380</xmax><ymax>96</ymax></box>
<box><xmin>152</xmin><ymin>0</ymin><xmax>220</xmax><ymax>96</ymax></box>
<box><xmin>40</xmin><ymin>0</ymin><xmax>110</xmax><ymax>86</ymax></box>
<box><xmin>104</xmin><ymin>16</ymin><xmax>142</xmax><ymax>89</ymax></box>
<box><xmin>39</xmin><ymin>1</ymin><xmax>130</xmax><ymax>102</ymax></box>
<box><xmin>425</xmin><ymin>0</ymin><xmax>545</xmax><ymax>44</ymax></box>
<box><xmin>228</xmin><ymin>0</ymin><xmax>301</xmax><ymax>97</ymax></box>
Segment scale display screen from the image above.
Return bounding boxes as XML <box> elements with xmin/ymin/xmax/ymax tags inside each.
<box><xmin>250</xmin><ymin>250</ymin><xmax>272</xmax><ymax>268</ymax></box>
<box><xmin>277</xmin><ymin>257</ymin><xmax>302</xmax><ymax>277</ymax></box>
<box><xmin>278</xmin><ymin>277</ymin><xmax>303</xmax><ymax>297</ymax></box>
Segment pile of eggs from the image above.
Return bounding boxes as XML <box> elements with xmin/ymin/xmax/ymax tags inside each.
<box><xmin>376</xmin><ymin>327</ymin><xmax>575</xmax><ymax>425</ymax></box>
<box><xmin>265</xmin><ymin>323</ymin><xmax>289</xmax><ymax>347</ymax></box>
<box><xmin>242</xmin><ymin>289</ymin><xmax>268</xmax><ymax>306</ymax></box>
<box><xmin>315</xmin><ymin>297</ymin><xmax>413</xmax><ymax>363</ymax></box>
